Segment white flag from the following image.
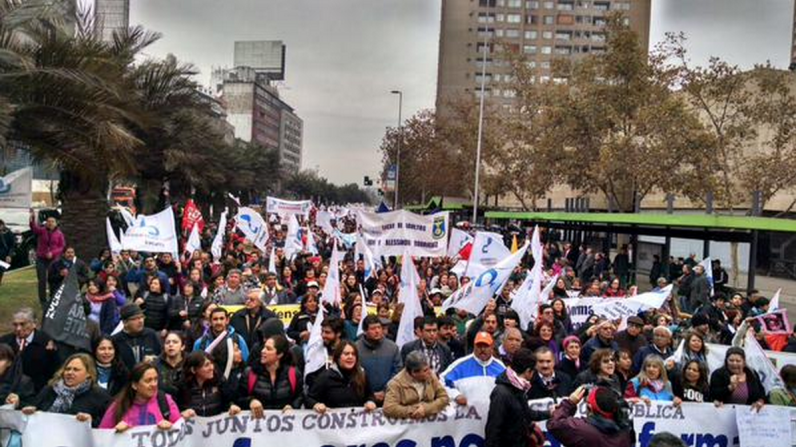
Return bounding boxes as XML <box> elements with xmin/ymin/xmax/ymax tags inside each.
<box><xmin>235</xmin><ymin>207</ymin><xmax>269</xmax><ymax>253</ymax></box>
<box><xmin>184</xmin><ymin>223</ymin><xmax>201</xmax><ymax>257</ymax></box>
<box><xmin>442</xmin><ymin>242</ymin><xmax>530</xmax><ymax>315</ymax></box>
<box><xmin>284</xmin><ymin>215</ymin><xmax>303</xmax><ymax>260</ymax></box>
<box><xmin>321</xmin><ymin>241</ymin><xmax>341</xmax><ymax>306</ymax></box>
<box><xmin>396</xmin><ymin>253</ymin><xmax>423</xmax><ymax>348</ymax></box>
<box><xmin>268</xmin><ymin>246</ymin><xmax>278</xmax><ymax>274</ymax></box>
<box><xmin>591</xmin><ymin>285</ymin><xmax>674</xmax><ymax>320</ymax></box>
<box><xmin>211</xmin><ymin>209</ymin><xmax>228</xmax><ymax>262</ymax></box>
<box><xmin>0</xmin><ymin>167</ymin><xmax>32</xmax><ymax>209</ymax></box>
<box><xmin>447</xmin><ymin>228</ymin><xmax>473</xmax><ymax>258</ymax></box>
<box><xmin>770</xmin><ymin>288</ymin><xmax>782</xmax><ymax>312</ymax></box>
<box><xmin>463</xmin><ymin>231</ymin><xmax>511</xmax><ymax>279</ymax></box>
<box><xmin>512</xmin><ymin>227</ymin><xmax>544</xmax><ymax>330</ymax></box>
<box><xmin>316</xmin><ymin>210</ymin><xmax>335</xmax><ymax>235</ymax></box>
<box><xmin>667</xmin><ymin>339</ymin><xmax>685</xmax><ymax>366</ymax></box>
<box><xmin>304</xmin><ymin>305</ymin><xmax>327</xmax><ymax>377</ymax></box>
<box><xmin>106</xmin><ymin>218</ymin><xmax>122</xmax><ymax>255</ymax></box>
<box><xmin>355</xmin><ymin>233</ymin><xmax>381</xmax><ymax>278</ymax></box>
<box><xmin>743</xmin><ymin>330</ymin><xmax>785</xmax><ymax>393</ymax></box>
<box><xmin>450</xmin><ymin>259</ymin><xmax>467</xmax><ymax>278</ymax></box>
<box><xmin>305</xmin><ymin>228</ymin><xmax>319</xmax><ymax>255</ymax></box>
<box><xmin>698</xmin><ymin>257</ymin><xmax>714</xmax><ymax>296</ymax></box>
<box><xmin>121</xmin><ymin>206</ymin><xmax>179</xmax><ymax>255</ymax></box>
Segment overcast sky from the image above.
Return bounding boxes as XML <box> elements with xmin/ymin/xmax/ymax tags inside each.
<box><xmin>129</xmin><ymin>0</ymin><xmax>795</xmax><ymax>186</ymax></box>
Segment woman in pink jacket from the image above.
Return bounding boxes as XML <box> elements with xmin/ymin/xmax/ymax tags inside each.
<box><xmin>99</xmin><ymin>363</ymin><xmax>181</xmax><ymax>432</ymax></box>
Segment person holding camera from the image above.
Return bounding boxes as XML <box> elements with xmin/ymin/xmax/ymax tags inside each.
<box><xmin>547</xmin><ymin>385</ymin><xmax>635</xmax><ymax>447</ymax></box>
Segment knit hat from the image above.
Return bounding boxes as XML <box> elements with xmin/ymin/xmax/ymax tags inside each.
<box><xmin>587</xmin><ymin>387</ymin><xmax>619</xmax><ymax>420</ymax></box>
<box><xmin>562</xmin><ymin>335</ymin><xmax>581</xmax><ymax>350</ymax></box>
<box><xmin>120</xmin><ymin>303</ymin><xmax>143</xmax><ymax>321</ymax></box>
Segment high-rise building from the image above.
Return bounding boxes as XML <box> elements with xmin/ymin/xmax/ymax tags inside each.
<box><xmin>435</xmin><ymin>0</ymin><xmax>652</xmax><ymax>112</ymax></box>
<box><xmin>94</xmin><ymin>0</ymin><xmax>130</xmax><ymax>42</ymax></box>
<box><xmin>212</xmin><ymin>66</ymin><xmax>303</xmax><ymax>173</ymax></box>
<box><xmin>791</xmin><ymin>0</ymin><xmax>796</xmax><ymax>70</ymax></box>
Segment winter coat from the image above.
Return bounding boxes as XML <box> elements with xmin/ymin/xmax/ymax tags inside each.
<box><xmin>30</xmin><ymin>219</ymin><xmax>65</xmax><ymax>261</ymax></box>
<box><xmin>229</xmin><ymin>307</ymin><xmax>280</xmax><ymax>350</ymax></box>
<box><xmin>154</xmin><ymin>357</ymin><xmax>183</xmax><ymax>398</ymax></box>
<box><xmin>0</xmin><ymin>362</ymin><xmax>35</xmax><ymax>407</ymax></box>
<box><xmin>34</xmin><ymin>383</ymin><xmax>111</xmax><ymax>428</ymax></box>
<box><xmin>178</xmin><ymin>376</ymin><xmax>235</xmax><ymax>417</ymax></box>
<box><xmin>709</xmin><ymin>366</ymin><xmax>766</xmax><ymax>405</ymax></box>
<box><xmin>140</xmin><ymin>291</ymin><xmax>171</xmax><ymax>332</ymax></box>
<box><xmin>237</xmin><ymin>364</ymin><xmax>303</xmax><ymax>410</ymax></box>
<box><xmin>484</xmin><ymin>372</ymin><xmax>550</xmax><ymax>447</ymax></box>
<box><xmin>0</xmin><ymin>330</ymin><xmax>58</xmax><ymax>393</ymax></box>
<box><xmin>382</xmin><ymin>369</ymin><xmax>449</xmax><ymax>419</ymax></box>
<box><xmin>305</xmin><ymin>365</ymin><xmax>373</xmax><ymax>409</ymax></box>
<box><xmin>547</xmin><ymin>399</ymin><xmax>634</xmax><ymax>447</ymax></box>
<box><xmin>400</xmin><ymin>340</ymin><xmax>453</xmax><ymax>375</ymax></box>
<box><xmin>356</xmin><ymin>336</ymin><xmax>402</xmax><ymax>393</ymax></box>
<box><xmin>527</xmin><ymin>371</ymin><xmax>574</xmax><ymax>401</ymax></box>
<box><xmin>624</xmin><ymin>377</ymin><xmax>674</xmax><ymax>402</ymax></box>
<box><xmin>111</xmin><ymin>328</ymin><xmax>163</xmax><ymax>371</ymax></box>
<box><xmin>614</xmin><ymin>330</ymin><xmax>648</xmax><ymax>358</ymax></box>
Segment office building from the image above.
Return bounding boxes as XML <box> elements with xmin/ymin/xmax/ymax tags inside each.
<box><xmin>94</xmin><ymin>0</ymin><xmax>130</xmax><ymax>42</ymax></box>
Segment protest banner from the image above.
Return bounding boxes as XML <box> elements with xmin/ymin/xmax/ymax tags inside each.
<box><xmin>357</xmin><ymin>209</ymin><xmax>449</xmax><ymax>258</ymax></box>
<box><xmin>736</xmin><ymin>404</ymin><xmax>792</xmax><ymax>447</ymax></box>
<box><xmin>0</xmin><ymin>167</ymin><xmax>32</xmax><ymax>208</ymax></box>
<box><xmin>42</xmin><ymin>265</ymin><xmax>91</xmax><ymax>352</ymax></box>
<box><xmin>222</xmin><ymin>304</ymin><xmax>301</xmax><ymax>327</ymax></box>
<box><xmin>121</xmin><ymin>207</ymin><xmax>179</xmax><ymax>255</ymax></box>
<box><xmin>590</xmin><ymin>285</ymin><xmax>673</xmax><ymax>320</ymax></box>
<box><xmin>6</xmin><ymin>399</ymin><xmax>795</xmax><ymax>447</ymax></box>
<box><xmin>266</xmin><ymin>196</ymin><xmax>313</xmax><ymax>217</ymax></box>
<box><xmin>757</xmin><ymin>309</ymin><xmax>791</xmax><ymax>335</ymax></box>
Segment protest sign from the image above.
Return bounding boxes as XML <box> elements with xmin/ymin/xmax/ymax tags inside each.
<box><xmin>357</xmin><ymin>209</ymin><xmax>449</xmax><ymax>258</ymax></box>
<box><xmin>757</xmin><ymin>309</ymin><xmax>791</xmax><ymax>335</ymax></box>
<box><xmin>266</xmin><ymin>197</ymin><xmax>313</xmax><ymax>217</ymax></box>
<box><xmin>736</xmin><ymin>404</ymin><xmax>792</xmax><ymax>447</ymax></box>
<box><xmin>121</xmin><ymin>207</ymin><xmax>179</xmax><ymax>255</ymax></box>
<box><xmin>0</xmin><ymin>167</ymin><xmax>32</xmax><ymax>208</ymax></box>
<box><xmin>42</xmin><ymin>265</ymin><xmax>91</xmax><ymax>352</ymax></box>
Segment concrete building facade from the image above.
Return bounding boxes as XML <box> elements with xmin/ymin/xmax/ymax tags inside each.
<box><xmin>94</xmin><ymin>0</ymin><xmax>130</xmax><ymax>42</ymax></box>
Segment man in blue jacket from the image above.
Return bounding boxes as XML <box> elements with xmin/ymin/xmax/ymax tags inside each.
<box><xmin>356</xmin><ymin>315</ymin><xmax>402</xmax><ymax>406</ymax></box>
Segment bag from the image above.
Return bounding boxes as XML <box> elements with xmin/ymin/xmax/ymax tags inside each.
<box><xmin>156</xmin><ymin>391</ymin><xmax>171</xmax><ymax>421</ymax></box>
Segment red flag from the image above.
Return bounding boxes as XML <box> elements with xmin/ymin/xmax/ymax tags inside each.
<box><xmin>457</xmin><ymin>242</ymin><xmax>473</xmax><ymax>261</ymax></box>
<box><xmin>182</xmin><ymin>199</ymin><xmax>205</xmax><ymax>233</ymax></box>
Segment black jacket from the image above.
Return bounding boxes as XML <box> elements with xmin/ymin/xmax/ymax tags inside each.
<box><xmin>111</xmin><ymin>329</ymin><xmax>163</xmax><ymax>370</ymax></box>
<box><xmin>305</xmin><ymin>365</ymin><xmax>373</xmax><ymax>409</ymax></box>
<box><xmin>33</xmin><ymin>383</ymin><xmax>111</xmax><ymax>427</ymax></box>
<box><xmin>236</xmin><ymin>364</ymin><xmax>303</xmax><ymax>410</ymax></box>
<box><xmin>95</xmin><ymin>362</ymin><xmax>128</xmax><ymax>397</ymax></box>
<box><xmin>178</xmin><ymin>376</ymin><xmax>236</xmax><ymax>417</ymax></box>
<box><xmin>0</xmin><ymin>330</ymin><xmax>58</xmax><ymax>392</ymax></box>
<box><xmin>0</xmin><ymin>361</ymin><xmax>35</xmax><ymax>407</ymax></box>
<box><xmin>484</xmin><ymin>372</ymin><xmax>551</xmax><ymax>447</ymax></box>
<box><xmin>527</xmin><ymin>371</ymin><xmax>573</xmax><ymax>401</ymax></box>
<box><xmin>230</xmin><ymin>307</ymin><xmax>280</xmax><ymax>350</ymax></box>
<box><xmin>400</xmin><ymin>340</ymin><xmax>453</xmax><ymax>375</ymax></box>
<box><xmin>139</xmin><ymin>291</ymin><xmax>171</xmax><ymax>332</ymax></box>
<box><xmin>709</xmin><ymin>366</ymin><xmax>766</xmax><ymax>405</ymax></box>
<box><xmin>166</xmin><ymin>294</ymin><xmax>206</xmax><ymax>331</ymax></box>
<box><xmin>154</xmin><ymin>356</ymin><xmax>183</xmax><ymax>398</ymax></box>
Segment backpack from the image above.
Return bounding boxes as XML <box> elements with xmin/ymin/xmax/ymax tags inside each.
<box><xmin>156</xmin><ymin>391</ymin><xmax>171</xmax><ymax>421</ymax></box>
<box><xmin>247</xmin><ymin>366</ymin><xmax>297</xmax><ymax>395</ymax></box>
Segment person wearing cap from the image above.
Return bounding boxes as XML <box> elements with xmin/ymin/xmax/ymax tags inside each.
<box><xmin>557</xmin><ymin>335</ymin><xmax>582</xmax><ymax>378</ymax></box>
<box><xmin>439</xmin><ymin>331</ymin><xmax>505</xmax><ymax>407</ymax></box>
<box><xmin>614</xmin><ymin>316</ymin><xmax>648</xmax><ymax>359</ymax></box>
<box><xmin>111</xmin><ymin>304</ymin><xmax>163</xmax><ymax>370</ymax></box>
<box><xmin>547</xmin><ymin>385</ymin><xmax>635</xmax><ymax>447</ymax></box>
<box><xmin>484</xmin><ymin>348</ymin><xmax>550</xmax><ymax>447</ymax></box>
<box><xmin>400</xmin><ymin>316</ymin><xmax>453</xmax><ymax>375</ymax></box>
<box><xmin>383</xmin><ymin>351</ymin><xmax>449</xmax><ymax>419</ymax></box>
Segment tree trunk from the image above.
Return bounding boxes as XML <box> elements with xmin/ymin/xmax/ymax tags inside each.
<box><xmin>58</xmin><ymin>170</ymin><xmax>108</xmax><ymax>261</ymax></box>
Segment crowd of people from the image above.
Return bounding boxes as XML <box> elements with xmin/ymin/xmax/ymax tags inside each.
<box><xmin>1</xmin><ymin>206</ymin><xmax>794</xmax><ymax>447</ymax></box>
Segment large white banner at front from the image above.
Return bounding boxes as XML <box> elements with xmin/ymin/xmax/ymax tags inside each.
<box><xmin>266</xmin><ymin>197</ymin><xmax>313</xmax><ymax>217</ymax></box>
<box><xmin>0</xmin><ymin>167</ymin><xmax>32</xmax><ymax>208</ymax></box>
<box><xmin>5</xmin><ymin>400</ymin><xmax>795</xmax><ymax>447</ymax></box>
<box><xmin>357</xmin><ymin>209</ymin><xmax>449</xmax><ymax>258</ymax></box>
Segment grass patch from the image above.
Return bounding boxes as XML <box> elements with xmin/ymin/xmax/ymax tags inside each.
<box><xmin>0</xmin><ymin>267</ymin><xmax>40</xmax><ymax>333</ymax></box>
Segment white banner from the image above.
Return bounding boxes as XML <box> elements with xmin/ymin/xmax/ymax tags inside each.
<box><xmin>356</xmin><ymin>209</ymin><xmax>449</xmax><ymax>258</ymax></box>
<box><xmin>315</xmin><ymin>210</ymin><xmax>335</xmax><ymax>234</ymax></box>
<box><xmin>0</xmin><ymin>167</ymin><xmax>32</xmax><ymax>208</ymax></box>
<box><xmin>266</xmin><ymin>197</ymin><xmax>313</xmax><ymax>217</ymax></box>
<box><xmin>235</xmin><ymin>207</ymin><xmax>269</xmax><ymax>252</ymax></box>
<box><xmin>121</xmin><ymin>207</ymin><xmax>178</xmax><ymax>255</ymax></box>
<box><xmin>6</xmin><ymin>400</ymin><xmax>796</xmax><ymax>447</ymax></box>
<box><xmin>590</xmin><ymin>285</ymin><xmax>673</xmax><ymax>320</ymax></box>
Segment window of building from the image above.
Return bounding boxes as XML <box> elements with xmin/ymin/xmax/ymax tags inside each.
<box><xmin>557</xmin><ymin>14</ymin><xmax>575</xmax><ymax>25</ymax></box>
<box><xmin>477</xmin><ymin>27</ymin><xmax>495</xmax><ymax>38</ymax></box>
<box><xmin>473</xmin><ymin>58</ymin><xmax>493</xmax><ymax>67</ymax></box>
<box><xmin>523</xmin><ymin>45</ymin><xmax>538</xmax><ymax>54</ymax></box>
<box><xmin>475</xmin><ymin>88</ymin><xmax>492</xmax><ymax>99</ymax></box>
<box><xmin>542</xmin><ymin>30</ymin><xmax>553</xmax><ymax>39</ymax></box>
<box><xmin>524</xmin><ymin>30</ymin><xmax>538</xmax><ymax>39</ymax></box>
<box><xmin>496</xmin><ymin>13</ymin><xmax>505</xmax><ymax>22</ymax></box>
<box><xmin>591</xmin><ymin>46</ymin><xmax>605</xmax><ymax>54</ymax></box>
<box><xmin>543</xmin><ymin>15</ymin><xmax>555</xmax><ymax>25</ymax></box>
<box><xmin>611</xmin><ymin>1</ymin><xmax>630</xmax><ymax>10</ymax></box>
<box><xmin>591</xmin><ymin>32</ymin><xmax>605</xmax><ymax>42</ymax></box>
<box><xmin>543</xmin><ymin>1</ymin><xmax>554</xmax><ymax>9</ymax></box>
<box><xmin>478</xmin><ymin>13</ymin><xmax>496</xmax><ymax>23</ymax></box>
<box><xmin>507</xmin><ymin>0</ymin><xmax>523</xmax><ymax>7</ymax></box>
<box><xmin>493</xmin><ymin>88</ymin><xmax>502</xmax><ymax>96</ymax></box>
<box><xmin>507</xmin><ymin>13</ymin><xmax>522</xmax><ymax>23</ymax></box>
<box><xmin>477</xmin><ymin>42</ymin><xmax>494</xmax><ymax>53</ymax></box>
<box><xmin>557</xmin><ymin>1</ymin><xmax>574</xmax><ymax>10</ymax></box>
<box><xmin>479</xmin><ymin>0</ymin><xmax>498</xmax><ymax>6</ymax></box>
<box><xmin>505</xmin><ymin>28</ymin><xmax>520</xmax><ymax>37</ymax></box>
<box><xmin>526</xmin><ymin>61</ymin><xmax>537</xmax><ymax>68</ymax></box>
<box><xmin>475</xmin><ymin>73</ymin><xmax>493</xmax><ymax>83</ymax></box>
<box><xmin>540</xmin><ymin>75</ymin><xmax>551</xmax><ymax>83</ymax></box>
<box><xmin>577</xmin><ymin>0</ymin><xmax>590</xmax><ymax>8</ymax></box>
<box><xmin>527</xmin><ymin>14</ymin><xmax>538</xmax><ymax>24</ymax></box>
<box><xmin>526</xmin><ymin>0</ymin><xmax>539</xmax><ymax>8</ymax></box>
<box><xmin>541</xmin><ymin>46</ymin><xmax>552</xmax><ymax>54</ymax></box>
<box><xmin>593</xmin><ymin>1</ymin><xmax>610</xmax><ymax>11</ymax></box>
<box><xmin>540</xmin><ymin>61</ymin><xmax>551</xmax><ymax>68</ymax></box>
<box><xmin>555</xmin><ymin>45</ymin><xmax>572</xmax><ymax>55</ymax></box>
<box><xmin>503</xmin><ymin>89</ymin><xmax>516</xmax><ymax>98</ymax></box>
<box><xmin>575</xmin><ymin>15</ymin><xmax>592</xmax><ymax>24</ymax></box>
<box><xmin>556</xmin><ymin>31</ymin><xmax>572</xmax><ymax>40</ymax></box>
<box><xmin>593</xmin><ymin>16</ymin><xmax>607</xmax><ymax>26</ymax></box>
<box><xmin>495</xmin><ymin>28</ymin><xmax>504</xmax><ymax>37</ymax></box>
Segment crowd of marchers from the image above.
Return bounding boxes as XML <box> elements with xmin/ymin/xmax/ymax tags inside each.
<box><xmin>0</xmin><ymin>208</ymin><xmax>793</xmax><ymax>447</ymax></box>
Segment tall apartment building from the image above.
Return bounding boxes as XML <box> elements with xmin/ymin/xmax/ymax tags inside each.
<box><xmin>212</xmin><ymin>66</ymin><xmax>303</xmax><ymax>173</ymax></box>
<box><xmin>94</xmin><ymin>0</ymin><xmax>130</xmax><ymax>42</ymax></box>
<box><xmin>436</xmin><ymin>0</ymin><xmax>652</xmax><ymax>112</ymax></box>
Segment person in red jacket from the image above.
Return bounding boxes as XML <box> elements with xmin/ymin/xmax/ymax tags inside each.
<box><xmin>547</xmin><ymin>385</ymin><xmax>635</xmax><ymax>447</ymax></box>
<box><xmin>29</xmin><ymin>209</ymin><xmax>65</xmax><ymax>310</ymax></box>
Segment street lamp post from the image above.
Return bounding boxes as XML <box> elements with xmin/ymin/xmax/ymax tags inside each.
<box><xmin>472</xmin><ymin>7</ymin><xmax>491</xmax><ymax>225</ymax></box>
<box><xmin>391</xmin><ymin>90</ymin><xmax>403</xmax><ymax>210</ymax></box>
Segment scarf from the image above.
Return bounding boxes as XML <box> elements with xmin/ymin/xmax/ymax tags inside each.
<box><xmin>506</xmin><ymin>367</ymin><xmax>531</xmax><ymax>392</ymax></box>
<box><xmin>86</xmin><ymin>292</ymin><xmax>114</xmax><ymax>304</ymax></box>
<box><xmin>645</xmin><ymin>379</ymin><xmax>665</xmax><ymax>393</ymax></box>
<box><xmin>50</xmin><ymin>379</ymin><xmax>91</xmax><ymax>413</ymax></box>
